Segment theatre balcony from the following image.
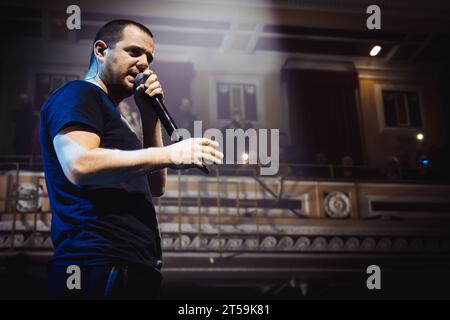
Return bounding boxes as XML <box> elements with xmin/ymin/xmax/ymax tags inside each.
<box><xmin>0</xmin><ymin>157</ymin><xmax>449</xmax><ymax>299</ymax></box>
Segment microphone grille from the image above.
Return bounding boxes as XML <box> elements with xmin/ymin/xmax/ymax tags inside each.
<box><xmin>135</xmin><ymin>73</ymin><xmax>147</xmax><ymax>86</ymax></box>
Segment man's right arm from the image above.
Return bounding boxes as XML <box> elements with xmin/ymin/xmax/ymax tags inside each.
<box><xmin>53</xmin><ymin>125</ymin><xmax>223</xmax><ymax>186</ymax></box>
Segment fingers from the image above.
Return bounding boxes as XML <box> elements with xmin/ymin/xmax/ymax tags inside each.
<box><xmin>144</xmin><ymin>81</ymin><xmax>163</xmax><ymax>97</ymax></box>
<box><xmin>202</xmin><ymin>145</ymin><xmax>224</xmax><ymax>160</ymax></box>
<box><xmin>201</xmin><ymin>152</ymin><xmax>222</xmax><ymax>165</ymax></box>
<box><xmin>188</xmin><ymin>139</ymin><xmax>223</xmax><ymax>165</ymax></box>
<box><xmin>135</xmin><ymin>82</ymin><xmax>146</xmax><ymax>93</ymax></box>
<box><xmin>143</xmin><ymin>72</ymin><xmax>157</xmax><ymax>87</ymax></box>
<box><xmin>141</xmin><ymin>69</ymin><xmax>152</xmax><ymax>78</ymax></box>
<box><xmin>199</xmin><ymin>138</ymin><xmax>219</xmax><ymax>147</ymax></box>
<box><xmin>145</xmin><ymin>80</ymin><xmax>160</xmax><ymax>91</ymax></box>
<box><xmin>195</xmin><ymin>142</ymin><xmax>223</xmax><ymax>165</ymax></box>
<box><xmin>193</xmin><ymin>159</ymin><xmax>203</xmax><ymax>167</ymax></box>
<box><xmin>169</xmin><ymin>137</ymin><xmax>223</xmax><ymax>170</ymax></box>
<box><xmin>140</xmin><ymin>70</ymin><xmax>164</xmax><ymax>98</ymax></box>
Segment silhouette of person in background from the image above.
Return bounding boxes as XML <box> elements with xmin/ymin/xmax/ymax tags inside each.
<box><xmin>341</xmin><ymin>155</ymin><xmax>353</xmax><ymax>178</ymax></box>
<box><xmin>279</xmin><ymin>132</ymin><xmax>304</xmax><ymax>176</ymax></box>
<box><xmin>385</xmin><ymin>156</ymin><xmax>402</xmax><ymax>180</ymax></box>
<box><xmin>11</xmin><ymin>93</ymin><xmax>35</xmax><ymax>155</ymax></box>
<box><xmin>222</xmin><ymin>110</ymin><xmax>254</xmax><ymax>132</ymax></box>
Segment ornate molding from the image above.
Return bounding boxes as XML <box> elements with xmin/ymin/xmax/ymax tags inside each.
<box><xmin>158</xmin><ymin>233</ymin><xmax>450</xmax><ymax>254</ymax></box>
<box><xmin>1</xmin><ymin>231</ymin><xmax>448</xmax><ymax>255</ymax></box>
<box><xmin>324</xmin><ymin>191</ymin><xmax>351</xmax><ymax>218</ymax></box>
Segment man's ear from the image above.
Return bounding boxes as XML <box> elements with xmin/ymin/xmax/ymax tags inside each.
<box><xmin>93</xmin><ymin>40</ymin><xmax>108</xmax><ymax>62</ymax></box>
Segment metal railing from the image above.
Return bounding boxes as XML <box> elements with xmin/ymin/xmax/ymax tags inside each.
<box><xmin>1</xmin><ymin>154</ymin><xmax>448</xmax><ymax>182</ymax></box>
<box><xmin>1</xmin><ymin>156</ymin><xmax>449</xmax><ymax>254</ymax></box>
<box><xmin>167</xmin><ymin>162</ymin><xmax>450</xmax><ymax>184</ymax></box>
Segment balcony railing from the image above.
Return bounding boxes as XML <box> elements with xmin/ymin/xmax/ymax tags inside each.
<box><xmin>0</xmin><ymin>155</ymin><xmax>449</xmax><ymax>255</ymax></box>
<box><xmin>1</xmin><ymin>155</ymin><xmax>448</xmax><ymax>182</ymax></box>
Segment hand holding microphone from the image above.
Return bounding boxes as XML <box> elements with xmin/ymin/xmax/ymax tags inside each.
<box><xmin>134</xmin><ymin>71</ymin><xmax>222</xmax><ymax>174</ymax></box>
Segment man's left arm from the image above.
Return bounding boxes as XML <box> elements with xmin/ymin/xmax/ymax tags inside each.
<box><xmin>134</xmin><ymin>69</ymin><xmax>170</xmax><ymax>197</ymax></box>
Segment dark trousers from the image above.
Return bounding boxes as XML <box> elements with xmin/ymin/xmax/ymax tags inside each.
<box><xmin>48</xmin><ymin>263</ymin><xmax>162</xmax><ymax>300</ymax></box>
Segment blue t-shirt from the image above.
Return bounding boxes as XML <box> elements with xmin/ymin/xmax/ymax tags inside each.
<box><xmin>39</xmin><ymin>80</ymin><xmax>162</xmax><ymax>269</ymax></box>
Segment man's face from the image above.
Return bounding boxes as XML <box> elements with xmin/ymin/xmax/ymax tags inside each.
<box><xmin>101</xmin><ymin>25</ymin><xmax>154</xmax><ymax>96</ymax></box>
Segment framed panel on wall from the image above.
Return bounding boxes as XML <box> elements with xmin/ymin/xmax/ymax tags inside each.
<box><xmin>209</xmin><ymin>74</ymin><xmax>265</xmax><ymax>129</ymax></box>
<box><xmin>216</xmin><ymin>82</ymin><xmax>257</xmax><ymax>121</ymax></box>
<box><xmin>375</xmin><ymin>84</ymin><xmax>425</xmax><ymax>134</ymax></box>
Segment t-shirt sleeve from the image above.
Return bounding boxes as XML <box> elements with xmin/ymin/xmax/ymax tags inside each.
<box><xmin>43</xmin><ymin>81</ymin><xmax>105</xmax><ymax>140</ymax></box>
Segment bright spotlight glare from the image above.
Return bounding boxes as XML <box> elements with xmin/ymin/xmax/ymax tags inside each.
<box><xmin>370</xmin><ymin>45</ymin><xmax>382</xmax><ymax>57</ymax></box>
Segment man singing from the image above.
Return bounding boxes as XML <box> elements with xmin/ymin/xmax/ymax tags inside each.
<box><xmin>39</xmin><ymin>19</ymin><xmax>223</xmax><ymax>299</ymax></box>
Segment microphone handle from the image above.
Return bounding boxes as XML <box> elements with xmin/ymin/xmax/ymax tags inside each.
<box><xmin>153</xmin><ymin>96</ymin><xmax>181</xmax><ymax>142</ymax></box>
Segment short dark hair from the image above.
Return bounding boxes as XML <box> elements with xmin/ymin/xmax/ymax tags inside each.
<box><xmin>89</xmin><ymin>19</ymin><xmax>153</xmax><ymax>65</ymax></box>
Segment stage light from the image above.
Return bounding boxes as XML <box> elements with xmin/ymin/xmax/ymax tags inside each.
<box><xmin>369</xmin><ymin>45</ymin><xmax>382</xmax><ymax>56</ymax></box>
<box><xmin>419</xmin><ymin>155</ymin><xmax>430</xmax><ymax>167</ymax></box>
<box><xmin>416</xmin><ymin>133</ymin><xmax>424</xmax><ymax>141</ymax></box>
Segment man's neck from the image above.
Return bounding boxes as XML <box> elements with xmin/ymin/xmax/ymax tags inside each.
<box><xmin>84</xmin><ymin>74</ymin><xmax>123</xmax><ymax>106</ymax></box>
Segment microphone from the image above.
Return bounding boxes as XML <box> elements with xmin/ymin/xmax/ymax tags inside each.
<box><xmin>134</xmin><ymin>73</ymin><xmax>209</xmax><ymax>174</ymax></box>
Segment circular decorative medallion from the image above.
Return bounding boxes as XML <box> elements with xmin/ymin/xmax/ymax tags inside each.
<box><xmin>324</xmin><ymin>191</ymin><xmax>351</xmax><ymax>218</ymax></box>
<box><xmin>16</xmin><ymin>183</ymin><xmax>44</xmax><ymax>213</ymax></box>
